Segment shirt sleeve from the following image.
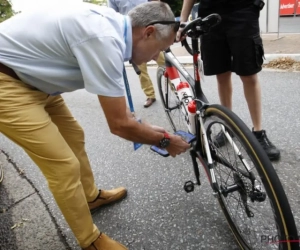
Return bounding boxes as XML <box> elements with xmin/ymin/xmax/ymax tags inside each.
<box><xmin>71</xmin><ymin>36</ymin><xmax>125</xmax><ymax>97</ymax></box>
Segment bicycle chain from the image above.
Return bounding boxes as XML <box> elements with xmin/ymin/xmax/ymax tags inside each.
<box><xmin>236</xmin><ymin>170</ymin><xmax>251</xmax><ymax>196</ymax></box>
<box><xmin>235</xmin><ymin>169</ymin><xmax>254</xmax><ymax>217</ymax></box>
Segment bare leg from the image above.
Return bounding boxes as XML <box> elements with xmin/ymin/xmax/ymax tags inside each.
<box><xmin>240</xmin><ymin>74</ymin><xmax>262</xmax><ymax>131</ymax></box>
<box><xmin>216</xmin><ymin>71</ymin><xmax>233</xmax><ymax>110</ymax></box>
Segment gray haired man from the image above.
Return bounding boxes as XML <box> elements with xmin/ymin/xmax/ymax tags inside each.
<box><xmin>0</xmin><ymin>2</ymin><xmax>188</xmax><ymax>250</ymax></box>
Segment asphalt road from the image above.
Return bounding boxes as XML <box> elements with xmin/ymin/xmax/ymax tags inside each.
<box><xmin>0</xmin><ymin>68</ymin><xmax>299</xmax><ymax>250</ymax></box>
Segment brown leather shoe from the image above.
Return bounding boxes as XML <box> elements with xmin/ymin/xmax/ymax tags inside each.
<box><xmin>88</xmin><ymin>187</ymin><xmax>127</xmax><ymax>213</ymax></box>
<box><xmin>143</xmin><ymin>98</ymin><xmax>156</xmax><ymax>108</ymax></box>
<box><xmin>83</xmin><ymin>232</ymin><xmax>128</xmax><ymax>250</ymax></box>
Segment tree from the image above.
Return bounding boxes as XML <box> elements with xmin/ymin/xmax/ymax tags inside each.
<box><xmin>0</xmin><ymin>0</ymin><xmax>14</xmax><ymax>22</ymax></box>
<box><xmin>83</xmin><ymin>0</ymin><xmax>108</xmax><ymax>6</ymax></box>
<box><xmin>162</xmin><ymin>0</ymin><xmax>183</xmax><ymax>17</ymax></box>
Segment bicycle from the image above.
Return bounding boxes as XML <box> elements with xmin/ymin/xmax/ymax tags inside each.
<box><xmin>151</xmin><ymin>14</ymin><xmax>299</xmax><ymax>250</ymax></box>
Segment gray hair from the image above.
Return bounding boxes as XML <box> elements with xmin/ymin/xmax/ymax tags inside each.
<box><xmin>128</xmin><ymin>2</ymin><xmax>175</xmax><ymax>40</ymax></box>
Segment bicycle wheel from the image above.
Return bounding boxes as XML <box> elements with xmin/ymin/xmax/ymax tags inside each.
<box><xmin>157</xmin><ymin>66</ymin><xmax>189</xmax><ymax>133</ymax></box>
<box><xmin>204</xmin><ymin>104</ymin><xmax>298</xmax><ymax>250</ymax></box>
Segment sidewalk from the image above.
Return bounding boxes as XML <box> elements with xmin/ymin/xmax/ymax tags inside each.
<box><xmin>141</xmin><ymin>33</ymin><xmax>300</xmax><ymax>66</ymax></box>
<box><xmin>0</xmin><ymin>151</ymin><xmax>69</xmax><ymax>249</ymax></box>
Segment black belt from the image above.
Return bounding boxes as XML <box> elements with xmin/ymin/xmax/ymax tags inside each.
<box><xmin>0</xmin><ymin>63</ymin><xmax>20</xmax><ymax>80</ymax></box>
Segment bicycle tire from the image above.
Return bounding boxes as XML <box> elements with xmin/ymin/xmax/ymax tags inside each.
<box><xmin>157</xmin><ymin>66</ymin><xmax>190</xmax><ymax>133</ymax></box>
<box><xmin>204</xmin><ymin>104</ymin><xmax>298</xmax><ymax>250</ymax></box>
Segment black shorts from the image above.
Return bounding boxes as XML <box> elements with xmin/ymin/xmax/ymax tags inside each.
<box><xmin>199</xmin><ymin>5</ymin><xmax>264</xmax><ymax>76</ymax></box>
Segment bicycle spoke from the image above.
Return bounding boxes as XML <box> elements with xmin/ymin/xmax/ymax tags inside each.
<box><xmin>205</xmin><ymin>117</ymin><xmax>287</xmax><ymax>249</ymax></box>
<box><xmin>157</xmin><ymin>67</ymin><xmax>190</xmax><ymax>133</ymax></box>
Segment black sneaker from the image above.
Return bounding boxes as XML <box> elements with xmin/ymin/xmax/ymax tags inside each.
<box><xmin>252</xmin><ymin>130</ymin><xmax>280</xmax><ymax>161</ymax></box>
<box><xmin>213</xmin><ymin>129</ymin><xmax>234</xmax><ymax>148</ymax></box>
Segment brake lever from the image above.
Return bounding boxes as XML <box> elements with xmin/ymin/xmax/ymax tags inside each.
<box><xmin>181</xmin><ymin>14</ymin><xmax>221</xmax><ymax>37</ymax></box>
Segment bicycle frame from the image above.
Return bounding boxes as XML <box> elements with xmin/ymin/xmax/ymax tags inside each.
<box><xmin>163</xmin><ymin>37</ymin><xmax>218</xmax><ymax>191</ymax></box>
<box><xmin>163</xmin><ymin>38</ymin><xmax>260</xmax><ymax>194</ymax></box>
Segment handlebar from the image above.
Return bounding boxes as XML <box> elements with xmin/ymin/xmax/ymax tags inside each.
<box><xmin>181</xmin><ymin>38</ymin><xmax>193</xmax><ymax>56</ymax></box>
<box><xmin>181</xmin><ymin>14</ymin><xmax>221</xmax><ymax>37</ymax></box>
<box><xmin>180</xmin><ymin>14</ymin><xmax>221</xmax><ymax>56</ymax></box>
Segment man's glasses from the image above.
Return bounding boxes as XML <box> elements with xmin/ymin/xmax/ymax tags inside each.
<box><xmin>145</xmin><ymin>20</ymin><xmax>181</xmax><ymax>32</ymax></box>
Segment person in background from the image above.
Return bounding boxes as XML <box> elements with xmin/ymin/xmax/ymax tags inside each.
<box><xmin>0</xmin><ymin>2</ymin><xmax>189</xmax><ymax>250</ymax></box>
<box><xmin>108</xmin><ymin>0</ymin><xmax>165</xmax><ymax>108</ymax></box>
<box><xmin>177</xmin><ymin>0</ymin><xmax>280</xmax><ymax>161</ymax></box>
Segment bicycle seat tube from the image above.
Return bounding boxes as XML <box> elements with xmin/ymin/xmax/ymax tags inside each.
<box><xmin>190</xmin><ymin>37</ymin><xmax>209</xmax><ymax>105</ymax></box>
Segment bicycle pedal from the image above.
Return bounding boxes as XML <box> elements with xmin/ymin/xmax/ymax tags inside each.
<box><xmin>184</xmin><ymin>180</ymin><xmax>195</xmax><ymax>193</ymax></box>
<box><xmin>175</xmin><ymin>130</ymin><xmax>196</xmax><ymax>143</ymax></box>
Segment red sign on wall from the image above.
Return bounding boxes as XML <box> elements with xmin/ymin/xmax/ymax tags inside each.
<box><xmin>297</xmin><ymin>0</ymin><xmax>300</xmax><ymax>14</ymax></box>
<box><xmin>280</xmin><ymin>0</ymin><xmax>296</xmax><ymax>15</ymax></box>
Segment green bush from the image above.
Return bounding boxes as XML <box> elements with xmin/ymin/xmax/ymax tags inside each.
<box><xmin>0</xmin><ymin>0</ymin><xmax>14</xmax><ymax>23</ymax></box>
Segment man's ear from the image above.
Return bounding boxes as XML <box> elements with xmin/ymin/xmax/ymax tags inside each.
<box><xmin>144</xmin><ymin>26</ymin><xmax>155</xmax><ymax>39</ymax></box>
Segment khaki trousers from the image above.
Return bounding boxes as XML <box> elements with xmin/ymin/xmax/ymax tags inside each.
<box><xmin>138</xmin><ymin>52</ymin><xmax>165</xmax><ymax>99</ymax></box>
<box><xmin>0</xmin><ymin>73</ymin><xmax>100</xmax><ymax>248</ymax></box>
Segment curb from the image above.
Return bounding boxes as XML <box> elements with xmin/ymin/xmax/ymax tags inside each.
<box><xmin>125</xmin><ymin>54</ymin><xmax>300</xmax><ymax>66</ymax></box>
<box><xmin>0</xmin><ymin>150</ymin><xmax>69</xmax><ymax>249</ymax></box>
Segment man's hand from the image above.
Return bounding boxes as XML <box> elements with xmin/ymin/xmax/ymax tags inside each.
<box><xmin>177</xmin><ymin>0</ymin><xmax>196</xmax><ymax>42</ymax></box>
<box><xmin>175</xmin><ymin>22</ymin><xmax>187</xmax><ymax>42</ymax></box>
<box><xmin>166</xmin><ymin>134</ymin><xmax>190</xmax><ymax>157</ymax></box>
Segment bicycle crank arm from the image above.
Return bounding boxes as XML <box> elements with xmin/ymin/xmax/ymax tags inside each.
<box><xmin>183</xmin><ymin>150</ymin><xmax>202</xmax><ymax>193</ymax></box>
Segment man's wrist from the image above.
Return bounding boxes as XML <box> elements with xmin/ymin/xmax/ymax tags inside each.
<box><xmin>180</xmin><ymin>17</ymin><xmax>188</xmax><ymax>23</ymax></box>
<box><xmin>158</xmin><ymin>132</ymin><xmax>171</xmax><ymax>148</ymax></box>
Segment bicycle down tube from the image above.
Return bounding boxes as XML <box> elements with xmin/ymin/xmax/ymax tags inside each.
<box><xmin>163</xmin><ymin>46</ymin><xmax>217</xmax><ymax>191</ymax></box>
